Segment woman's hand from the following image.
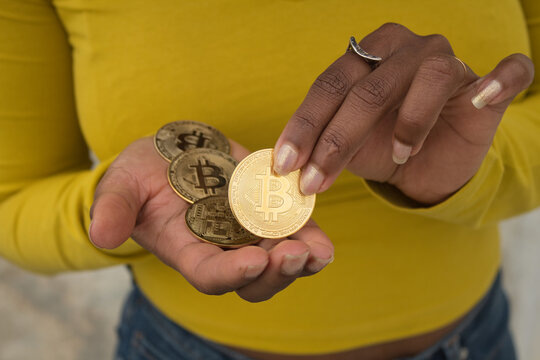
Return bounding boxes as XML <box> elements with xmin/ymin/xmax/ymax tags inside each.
<box><xmin>89</xmin><ymin>137</ymin><xmax>333</xmax><ymax>302</ymax></box>
<box><xmin>274</xmin><ymin>23</ymin><xmax>534</xmax><ymax>204</ymax></box>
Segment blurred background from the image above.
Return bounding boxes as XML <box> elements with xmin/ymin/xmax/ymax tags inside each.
<box><xmin>1</xmin><ymin>210</ymin><xmax>539</xmax><ymax>360</ymax></box>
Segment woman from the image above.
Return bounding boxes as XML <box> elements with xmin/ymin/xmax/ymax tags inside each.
<box><xmin>0</xmin><ymin>0</ymin><xmax>538</xmax><ymax>359</ymax></box>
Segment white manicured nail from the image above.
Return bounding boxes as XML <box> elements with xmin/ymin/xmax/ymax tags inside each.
<box><xmin>471</xmin><ymin>80</ymin><xmax>502</xmax><ymax>109</ymax></box>
<box><xmin>300</xmin><ymin>164</ymin><xmax>324</xmax><ymax>195</ymax></box>
<box><xmin>392</xmin><ymin>140</ymin><xmax>412</xmax><ymax>165</ymax></box>
<box><xmin>274</xmin><ymin>143</ymin><xmax>298</xmax><ymax>176</ymax></box>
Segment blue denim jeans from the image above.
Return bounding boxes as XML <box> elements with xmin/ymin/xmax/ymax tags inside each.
<box><xmin>115</xmin><ymin>272</ymin><xmax>516</xmax><ymax>360</ymax></box>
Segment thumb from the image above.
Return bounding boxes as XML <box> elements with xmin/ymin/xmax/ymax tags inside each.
<box><xmin>89</xmin><ymin>166</ymin><xmax>144</xmax><ymax>249</ymax></box>
<box><xmin>471</xmin><ymin>53</ymin><xmax>535</xmax><ymax>110</ymax></box>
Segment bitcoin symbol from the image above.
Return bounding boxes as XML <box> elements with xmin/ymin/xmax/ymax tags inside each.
<box><xmin>255</xmin><ymin>167</ymin><xmax>293</xmax><ymax>222</ymax></box>
<box><xmin>189</xmin><ymin>160</ymin><xmax>227</xmax><ymax>195</ymax></box>
<box><xmin>176</xmin><ymin>130</ymin><xmax>211</xmax><ymax>151</ymax></box>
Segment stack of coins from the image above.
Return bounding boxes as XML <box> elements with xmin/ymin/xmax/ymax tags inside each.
<box><xmin>154</xmin><ymin>120</ymin><xmax>316</xmax><ymax>248</ymax></box>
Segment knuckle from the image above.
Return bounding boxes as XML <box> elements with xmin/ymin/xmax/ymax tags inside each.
<box><xmin>100</xmin><ymin>165</ymin><xmax>138</xmax><ymax>191</ymax></box>
<box><xmin>418</xmin><ymin>55</ymin><xmax>456</xmax><ymax>83</ymax></box>
<box><xmin>96</xmin><ymin>166</ymin><xmax>141</xmax><ymax>210</ymax></box>
<box><xmin>375</xmin><ymin>22</ymin><xmax>417</xmax><ymax>42</ymax></box>
<box><xmin>312</xmin><ymin>67</ymin><xmax>352</xmax><ymax>99</ymax></box>
<box><xmin>378</xmin><ymin>22</ymin><xmax>407</xmax><ymax>35</ymax></box>
<box><xmin>292</xmin><ymin>108</ymin><xmax>322</xmax><ymax>131</ymax></box>
<box><xmin>423</xmin><ymin>34</ymin><xmax>452</xmax><ymax>53</ymax></box>
<box><xmin>399</xmin><ymin>110</ymin><xmax>427</xmax><ymax>134</ymax></box>
<box><xmin>508</xmin><ymin>54</ymin><xmax>535</xmax><ymax>85</ymax></box>
<box><xmin>349</xmin><ymin>75</ymin><xmax>394</xmax><ymax>111</ymax></box>
<box><xmin>320</xmin><ymin>126</ymin><xmax>351</xmax><ymax>158</ymax></box>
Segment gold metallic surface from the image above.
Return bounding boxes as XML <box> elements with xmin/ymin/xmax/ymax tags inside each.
<box><xmin>168</xmin><ymin>148</ymin><xmax>237</xmax><ymax>203</ymax></box>
<box><xmin>154</xmin><ymin>120</ymin><xmax>230</xmax><ymax>161</ymax></box>
<box><xmin>185</xmin><ymin>196</ymin><xmax>261</xmax><ymax>248</ymax></box>
<box><xmin>229</xmin><ymin>149</ymin><xmax>315</xmax><ymax>239</ymax></box>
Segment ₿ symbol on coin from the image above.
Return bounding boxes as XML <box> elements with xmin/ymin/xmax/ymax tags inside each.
<box><xmin>189</xmin><ymin>159</ymin><xmax>227</xmax><ymax>195</ymax></box>
<box><xmin>176</xmin><ymin>130</ymin><xmax>212</xmax><ymax>151</ymax></box>
<box><xmin>255</xmin><ymin>167</ymin><xmax>293</xmax><ymax>222</ymax></box>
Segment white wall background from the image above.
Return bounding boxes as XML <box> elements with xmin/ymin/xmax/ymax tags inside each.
<box><xmin>1</xmin><ymin>209</ymin><xmax>539</xmax><ymax>360</ymax></box>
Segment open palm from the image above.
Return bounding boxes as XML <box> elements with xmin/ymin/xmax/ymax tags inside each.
<box><xmin>89</xmin><ymin>137</ymin><xmax>333</xmax><ymax>302</ymax></box>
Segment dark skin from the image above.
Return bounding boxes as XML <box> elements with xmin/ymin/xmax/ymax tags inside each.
<box><xmin>90</xmin><ymin>23</ymin><xmax>534</xmax><ymax>359</ymax></box>
<box><xmin>274</xmin><ymin>23</ymin><xmax>534</xmax><ymax>206</ymax></box>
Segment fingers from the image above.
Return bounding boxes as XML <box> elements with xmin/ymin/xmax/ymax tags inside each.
<box><xmin>273</xmin><ymin>23</ymin><xmax>420</xmax><ymax>176</ymax></box>
<box><xmin>138</xmin><ymin>208</ymin><xmax>271</xmax><ymax>295</ymax></box>
<box><xmin>471</xmin><ymin>53</ymin><xmax>535</xmax><ymax>110</ymax></box>
<box><xmin>89</xmin><ymin>166</ymin><xmax>144</xmax><ymax>249</ymax></box>
<box><xmin>236</xmin><ymin>220</ymin><xmax>333</xmax><ymax>303</ymax></box>
<box><xmin>228</xmin><ymin>138</ymin><xmax>251</xmax><ymax>162</ymax></box>
<box><xmin>175</xmin><ymin>243</ymin><xmax>270</xmax><ymax>295</ymax></box>
<box><xmin>89</xmin><ymin>137</ymin><xmax>163</xmax><ymax>249</ymax></box>
<box><xmin>289</xmin><ymin>220</ymin><xmax>334</xmax><ymax>275</ymax></box>
<box><xmin>392</xmin><ymin>55</ymin><xmax>472</xmax><ymax>163</ymax></box>
<box><xmin>298</xmin><ymin>51</ymin><xmax>418</xmax><ymax>194</ymax></box>
<box><xmin>274</xmin><ymin>52</ymin><xmax>407</xmax><ymax>195</ymax></box>
<box><xmin>273</xmin><ymin>53</ymin><xmax>371</xmax><ymax>176</ymax></box>
<box><xmin>235</xmin><ymin>240</ymin><xmax>310</xmax><ymax>302</ymax></box>
<box><xmin>274</xmin><ymin>25</ymin><xmax>489</xmax><ymax>193</ymax></box>
<box><xmin>148</xmin><ymin>215</ymin><xmax>331</xmax><ymax>300</ymax></box>
<box><xmin>273</xmin><ymin>26</ymin><xmax>445</xmax><ymax>195</ymax></box>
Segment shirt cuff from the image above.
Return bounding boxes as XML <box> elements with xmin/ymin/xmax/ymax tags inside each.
<box><xmin>361</xmin><ymin>146</ymin><xmax>504</xmax><ymax>227</ymax></box>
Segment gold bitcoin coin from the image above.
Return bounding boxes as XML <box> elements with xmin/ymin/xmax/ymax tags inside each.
<box><xmin>229</xmin><ymin>148</ymin><xmax>316</xmax><ymax>239</ymax></box>
<box><xmin>185</xmin><ymin>196</ymin><xmax>261</xmax><ymax>248</ymax></box>
<box><xmin>154</xmin><ymin>120</ymin><xmax>230</xmax><ymax>161</ymax></box>
<box><xmin>168</xmin><ymin>148</ymin><xmax>237</xmax><ymax>203</ymax></box>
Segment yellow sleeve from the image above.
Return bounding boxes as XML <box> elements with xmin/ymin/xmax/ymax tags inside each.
<box><xmin>365</xmin><ymin>0</ymin><xmax>540</xmax><ymax>228</ymax></box>
<box><xmin>521</xmin><ymin>0</ymin><xmax>540</xmax><ymax>92</ymax></box>
<box><xmin>0</xmin><ymin>0</ymin><xmax>146</xmax><ymax>274</ymax></box>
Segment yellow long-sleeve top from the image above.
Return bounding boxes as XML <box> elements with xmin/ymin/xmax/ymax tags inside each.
<box><xmin>1</xmin><ymin>0</ymin><xmax>540</xmax><ymax>354</ymax></box>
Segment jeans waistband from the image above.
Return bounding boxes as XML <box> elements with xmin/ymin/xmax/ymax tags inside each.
<box><xmin>398</xmin><ymin>271</ymin><xmax>504</xmax><ymax>360</ymax></box>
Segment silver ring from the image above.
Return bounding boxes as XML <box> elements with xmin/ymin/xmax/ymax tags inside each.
<box><xmin>347</xmin><ymin>36</ymin><xmax>382</xmax><ymax>68</ymax></box>
<box><xmin>452</xmin><ymin>56</ymin><xmax>468</xmax><ymax>74</ymax></box>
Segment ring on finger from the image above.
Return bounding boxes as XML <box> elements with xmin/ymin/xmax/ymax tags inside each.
<box><xmin>453</xmin><ymin>56</ymin><xmax>468</xmax><ymax>74</ymax></box>
<box><xmin>347</xmin><ymin>36</ymin><xmax>383</xmax><ymax>69</ymax></box>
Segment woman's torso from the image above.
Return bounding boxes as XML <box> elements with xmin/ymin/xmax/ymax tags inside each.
<box><xmin>52</xmin><ymin>0</ymin><xmax>529</xmax><ymax>355</ymax></box>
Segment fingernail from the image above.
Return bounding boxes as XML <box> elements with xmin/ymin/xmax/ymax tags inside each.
<box><xmin>392</xmin><ymin>140</ymin><xmax>412</xmax><ymax>165</ymax></box>
<box><xmin>281</xmin><ymin>251</ymin><xmax>309</xmax><ymax>276</ymax></box>
<box><xmin>88</xmin><ymin>220</ymin><xmax>103</xmax><ymax>248</ymax></box>
<box><xmin>471</xmin><ymin>80</ymin><xmax>502</xmax><ymax>109</ymax></box>
<box><xmin>410</xmin><ymin>145</ymin><xmax>422</xmax><ymax>157</ymax></box>
<box><xmin>88</xmin><ymin>220</ymin><xmax>94</xmax><ymax>242</ymax></box>
<box><xmin>300</xmin><ymin>164</ymin><xmax>324</xmax><ymax>195</ymax></box>
<box><xmin>274</xmin><ymin>143</ymin><xmax>298</xmax><ymax>176</ymax></box>
<box><xmin>244</xmin><ymin>263</ymin><xmax>267</xmax><ymax>280</ymax></box>
<box><xmin>306</xmin><ymin>255</ymin><xmax>334</xmax><ymax>273</ymax></box>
